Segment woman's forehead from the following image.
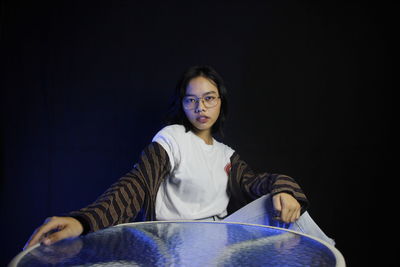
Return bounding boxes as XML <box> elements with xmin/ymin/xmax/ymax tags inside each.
<box><xmin>186</xmin><ymin>77</ymin><xmax>218</xmax><ymax>95</ymax></box>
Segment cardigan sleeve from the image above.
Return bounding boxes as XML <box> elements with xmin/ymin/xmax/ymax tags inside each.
<box><xmin>68</xmin><ymin>142</ymin><xmax>171</xmax><ymax>234</ymax></box>
<box><xmin>227</xmin><ymin>152</ymin><xmax>309</xmax><ymax>214</ymax></box>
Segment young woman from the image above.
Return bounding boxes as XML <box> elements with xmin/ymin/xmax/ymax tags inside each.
<box><xmin>25</xmin><ymin>65</ymin><xmax>334</xmax><ymax>250</ymax></box>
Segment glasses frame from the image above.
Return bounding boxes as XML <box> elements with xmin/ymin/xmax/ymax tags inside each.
<box><xmin>182</xmin><ymin>95</ymin><xmax>221</xmax><ymax>110</ymax></box>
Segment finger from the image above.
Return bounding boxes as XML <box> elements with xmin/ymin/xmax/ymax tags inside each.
<box><xmin>43</xmin><ymin>228</ymin><xmax>71</xmax><ymax>246</ymax></box>
<box><xmin>290</xmin><ymin>203</ymin><xmax>302</xmax><ymax>222</ymax></box>
<box><xmin>272</xmin><ymin>194</ymin><xmax>282</xmax><ymax>220</ymax></box>
<box><xmin>25</xmin><ymin>217</ymin><xmax>60</xmax><ymax>249</ymax></box>
<box><xmin>272</xmin><ymin>195</ymin><xmax>283</xmax><ymax>220</ymax></box>
<box><xmin>289</xmin><ymin>208</ymin><xmax>299</xmax><ymax>223</ymax></box>
<box><xmin>282</xmin><ymin>203</ymin><xmax>298</xmax><ymax>223</ymax></box>
<box><xmin>280</xmin><ymin>203</ymin><xmax>291</xmax><ymax>223</ymax></box>
<box><xmin>272</xmin><ymin>194</ymin><xmax>282</xmax><ymax>212</ymax></box>
<box><xmin>24</xmin><ymin>227</ymin><xmax>41</xmax><ymax>250</ymax></box>
<box><xmin>295</xmin><ymin>209</ymin><xmax>301</xmax><ymax>221</ymax></box>
<box><xmin>286</xmin><ymin>209</ymin><xmax>296</xmax><ymax>223</ymax></box>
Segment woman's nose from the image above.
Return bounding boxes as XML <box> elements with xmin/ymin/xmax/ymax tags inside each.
<box><xmin>195</xmin><ymin>100</ymin><xmax>206</xmax><ymax>112</ymax></box>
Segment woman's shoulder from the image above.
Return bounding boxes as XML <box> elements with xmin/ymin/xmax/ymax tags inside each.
<box><xmin>151</xmin><ymin>125</ymin><xmax>186</xmax><ymax>169</ymax></box>
<box><xmin>152</xmin><ymin>124</ymin><xmax>188</xmax><ymax>145</ymax></box>
<box><xmin>214</xmin><ymin>139</ymin><xmax>236</xmax><ymax>159</ymax></box>
<box><xmin>153</xmin><ymin>124</ymin><xmax>185</xmax><ymax>137</ymax></box>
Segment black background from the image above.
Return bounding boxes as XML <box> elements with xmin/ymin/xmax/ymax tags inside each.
<box><xmin>0</xmin><ymin>0</ymin><xmax>394</xmax><ymax>266</ymax></box>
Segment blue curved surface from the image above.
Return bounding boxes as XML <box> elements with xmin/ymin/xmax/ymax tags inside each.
<box><xmin>15</xmin><ymin>221</ymin><xmax>340</xmax><ymax>266</ymax></box>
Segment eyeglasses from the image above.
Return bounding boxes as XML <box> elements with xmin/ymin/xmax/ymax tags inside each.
<box><xmin>182</xmin><ymin>95</ymin><xmax>220</xmax><ymax>110</ymax></box>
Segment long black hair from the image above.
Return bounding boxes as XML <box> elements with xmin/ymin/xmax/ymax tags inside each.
<box><xmin>164</xmin><ymin>65</ymin><xmax>228</xmax><ymax>137</ymax></box>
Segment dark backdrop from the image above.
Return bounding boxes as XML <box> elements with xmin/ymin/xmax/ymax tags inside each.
<box><xmin>0</xmin><ymin>1</ymin><xmax>393</xmax><ymax>266</ymax></box>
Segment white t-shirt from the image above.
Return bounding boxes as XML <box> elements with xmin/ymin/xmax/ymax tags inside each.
<box><xmin>152</xmin><ymin>124</ymin><xmax>235</xmax><ymax>221</ymax></box>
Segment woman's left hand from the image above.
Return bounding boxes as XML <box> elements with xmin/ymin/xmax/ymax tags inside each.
<box><xmin>272</xmin><ymin>192</ymin><xmax>301</xmax><ymax>223</ymax></box>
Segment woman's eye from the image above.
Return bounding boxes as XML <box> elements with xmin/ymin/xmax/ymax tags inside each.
<box><xmin>205</xmin><ymin>96</ymin><xmax>215</xmax><ymax>101</ymax></box>
<box><xmin>185</xmin><ymin>98</ymin><xmax>195</xmax><ymax>103</ymax></box>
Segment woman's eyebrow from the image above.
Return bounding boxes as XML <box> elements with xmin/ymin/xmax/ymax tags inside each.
<box><xmin>185</xmin><ymin>91</ymin><xmax>218</xmax><ymax>97</ymax></box>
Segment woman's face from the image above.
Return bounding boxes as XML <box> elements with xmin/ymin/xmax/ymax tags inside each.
<box><xmin>183</xmin><ymin>76</ymin><xmax>221</xmax><ymax>134</ymax></box>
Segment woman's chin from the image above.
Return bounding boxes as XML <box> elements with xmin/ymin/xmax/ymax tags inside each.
<box><xmin>193</xmin><ymin>123</ymin><xmax>212</xmax><ymax>133</ymax></box>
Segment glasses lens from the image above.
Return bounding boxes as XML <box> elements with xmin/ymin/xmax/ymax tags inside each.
<box><xmin>204</xmin><ymin>96</ymin><xmax>218</xmax><ymax>108</ymax></box>
<box><xmin>182</xmin><ymin>96</ymin><xmax>219</xmax><ymax>109</ymax></box>
<box><xmin>183</xmin><ymin>97</ymin><xmax>195</xmax><ymax>109</ymax></box>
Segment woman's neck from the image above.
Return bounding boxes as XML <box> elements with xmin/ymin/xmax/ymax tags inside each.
<box><xmin>193</xmin><ymin>129</ymin><xmax>213</xmax><ymax>145</ymax></box>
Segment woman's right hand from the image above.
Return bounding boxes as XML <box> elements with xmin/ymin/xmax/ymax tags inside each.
<box><xmin>24</xmin><ymin>216</ymin><xmax>84</xmax><ymax>250</ymax></box>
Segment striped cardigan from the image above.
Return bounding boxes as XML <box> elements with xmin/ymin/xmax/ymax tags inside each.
<box><xmin>69</xmin><ymin>142</ymin><xmax>308</xmax><ymax>234</ymax></box>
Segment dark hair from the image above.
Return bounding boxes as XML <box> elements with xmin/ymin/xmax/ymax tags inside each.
<box><xmin>165</xmin><ymin>65</ymin><xmax>228</xmax><ymax>137</ymax></box>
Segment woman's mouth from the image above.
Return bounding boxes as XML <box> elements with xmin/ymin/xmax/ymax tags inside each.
<box><xmin>196</xmin><ymin>116</ymin><xmax>210</xmax><ymax>123</ymax></box>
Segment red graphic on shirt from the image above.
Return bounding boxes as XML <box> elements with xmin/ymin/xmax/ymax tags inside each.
<box><xmin>224</xmin><ymin>163</ymin><xmax>232</xmax><ymax>175</ymax></box>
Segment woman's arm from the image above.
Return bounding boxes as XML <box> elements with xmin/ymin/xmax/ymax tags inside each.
<box><xmin>25</xmin><ymin>142</ymin><xmax>171</xmax><ymax>249</ymax></box>
<box><xmin>68</xmin><ymin>142</ymin><xmax>171</xmax><ymax>233</ymax></box>
<box><xmin>227</xmin><ymin>152</ymin><xmax>309</xmax><ymax>216</ymax></box>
